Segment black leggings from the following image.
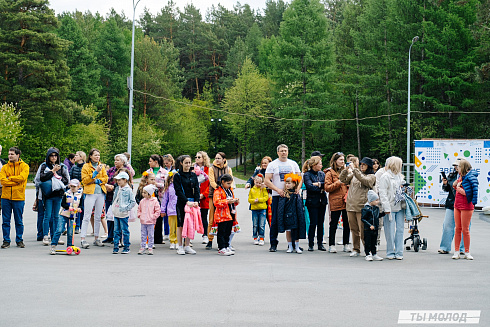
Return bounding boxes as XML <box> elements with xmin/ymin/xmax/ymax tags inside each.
<box><xmin>200</xmin><ymin>208</ymin><xmax>209</xmax><ymax>236</ymax></box>
<box><xmin>329</xmin><ymin>209</ymin><xmax>350</xmax><ymax>246</ymax></box>
<box><xmin>307</xmin><ymin>205</ymin><xmax>326</xmax><ymax>246</ymax></box>
<box><xmin>217</xmin><ymin>220</ymin><xmax>233</xmax><ymax>250</ymax></box>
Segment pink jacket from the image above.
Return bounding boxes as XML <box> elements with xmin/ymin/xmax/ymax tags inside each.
<box><xmin>137</xmin><ymin>197</ymin><xmax>161</xmax><ymax>225</ymax></box>
<box><xmin>182</xmin><ymin>205</ymin><xmax>204</xmax><ymax>240</ymax></box>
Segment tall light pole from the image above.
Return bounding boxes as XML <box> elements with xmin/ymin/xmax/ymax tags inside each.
<box><xmin>127</xmin><ymin>0</ymin><xmax>141</xmax><ymax>162</ymax></box>
<box><xmin>407</xmin><ymin>35</ymin><xmax>419</xmax><ymax>184</ymax></box>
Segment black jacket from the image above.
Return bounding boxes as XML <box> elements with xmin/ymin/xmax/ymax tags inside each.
<box><xmin>174</xmin><ymin>171</ymin><xmax>200</xmax><ymax>207</ymax></box>
<box><xmin>40</xmin><ymin>148</ymin><xmax>69</xmax><ymax>198</ymax></box>
<box><xmin>303</xmin><ymin>169</ymin><xmax>327</xmax><ymax>207</ymax></box>
<box><xmin>70</xmin><ymin>162</ymin><xmax>84</xmax><ymax>182</ymax></box>
<box><xmin>442</xmin><ymin>170</ymin><xmax>458</xmax><ymax>209</ymax></box>
<box><xmin>277</xmin><ymin>192</ymin><xmax>306</xmax><ymax>239</ymax></box>
<box><xmin>361</xmin><ymin>204</ymin><xmax>386</xmax><ymax>230</ymax></box>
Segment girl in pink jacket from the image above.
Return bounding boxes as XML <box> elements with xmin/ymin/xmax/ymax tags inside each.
<box><xmin>137</xmin><ymin>185</ymin><xmax>161</xmax><ymax>255</ymax></box>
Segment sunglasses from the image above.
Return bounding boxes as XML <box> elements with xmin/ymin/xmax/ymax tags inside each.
<box><xmin>196</xmin><ymin>156</ymin><xmax>202</xmax><ymax>159</ymax></box>
<box><xmin>49</xmin><ymin>153</ymin><xmax>58</xmax><ymax>157</ymax></box>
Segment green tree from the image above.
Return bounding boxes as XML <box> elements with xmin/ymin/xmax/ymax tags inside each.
<box><xmin>0</xmin><ymin>103</ymin><xmax>22</xmax><ymax>152</ymax></box>
<box><xmin>271</xmin><ymin>0</ymin><xmax>336</xmax><ymax>162</ymax></box>
<box><xmin>261</xmin><ymin>0</ymin><xmax>287</xmax><ymax>38</ymax></box>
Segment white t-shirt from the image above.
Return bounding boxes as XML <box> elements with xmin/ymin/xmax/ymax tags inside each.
<box><xmin>265</xmin><ymin>158</ymin><xmax>301</xmax><ymax>196</ymax></box>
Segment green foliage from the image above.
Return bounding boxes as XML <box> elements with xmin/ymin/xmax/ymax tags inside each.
<box><xmin>0</xmin><ymin>103</ymin><xmax>22</xmax><ymax>151</ymax></box>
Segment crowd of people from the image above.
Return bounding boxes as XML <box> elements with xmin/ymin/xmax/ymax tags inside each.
<box><xmin>0</xmin><ymin>143</ymin><xmax>479</xmax><ymax>259</ymax></box>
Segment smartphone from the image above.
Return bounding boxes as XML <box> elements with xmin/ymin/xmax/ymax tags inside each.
<box><xmin>441</xmin><ymin>171</ymin><xmax>447</xmax><ymax>179</ymax></box>
<box><xmin>346</xmin><ymin>162</ymin><xmax>350</xmax><ymax>166</ymax></box>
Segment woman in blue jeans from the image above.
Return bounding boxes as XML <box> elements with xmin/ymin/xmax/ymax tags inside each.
<box><xmin>40</xmin><ymin>148</ymin><xmax>70</xmax><ymax>246</ymax></box>
<box><xmin>378</xmin><ymin>156</ymin><xmax>406</xmax><ymax>260</ymax></box>
<box><xmin>438</xmin><ymin>160</ymin><xmax>465</xmax><ymax>254</ymax></box>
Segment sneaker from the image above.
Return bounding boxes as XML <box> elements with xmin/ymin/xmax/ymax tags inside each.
<box><xmin>218</xmin><ymin>248</ymin><xmax>232</xmax><ymax>256</ymax></box>
<box><xmin>438</xmin><ymin>249</ymin><xmax>449</xmax><ymax>254</ymax></box>
<box><xmin>318</xmin><ymin>245</ymin><xmax>327</xmax><ymax>251</ymax></box>
<box><xmin>112</xmin><ymin>248</ymin><xmax>118</xmax><ymax>254</ymax></box>
<box><xmin>184</xmin><ymin>246</ymin><xmax>196</xmax><ymax>255</ymax></box>
<box><xmin>42</xmin><ymin>236</ymin><xmax>50</xmax><ymax>246</ymax></box>
<box><xmin>343</xmin><ymin>245</ymin><xmax>352</xmax><ymax>252</ymax></box>
<box><xmin>169</xmin><ymin>243</ymin><xmax>175</xmax><ymax>250</ymax></box>
<box><xmin>464</xmin><ymin>253</ymin><xmax>473</xmax><ymax>260</ymax></box>
<box><xmin>286</xmin><ymin>247</ymin><xmax>294</xmax><ymax>253</ymax></box>
<box><xmin>350</xmin><ymin>251</ymin><xmax>360</xmax><ymax>257</ymax></box>
<box><xmin>58</xmin><ymin>239</ymin><xmax>64</xmax><ymax>245</ymax></box>
<box><xmin>386</xmin><ymin>255</ymin><xmax>395</xmax><ymax>260</ymax></box>
<box><xmin>269</xmin><ymin>244</ymin><xmax>277</xmax><ymax>252</ymax></box>
<box><xmin>80</xmin><ymin>240</ymin><xmax>90</xmax><ymax>249</ymax></box>
<box><xmin>295</xmin><ymin>247</ymin><xmax>303</xmax><ymax>254</ymax></box>
<box><xmin>163</xmin><ymin>235</ymin><xmax>169</xmax><ymax>241</ymax></box>
<box><xmin>177</xmin><ymin>246</ymin><xmax>185</xmax><ymax>255</ymax></box>
<box><xmin>365</xmin><ymin>254</ymin><xmax>373</xmax><ymax>261</ymax></box>
<box><xmin>253</xmin><ymin>238</ymin><xmax>259</xmax><ymax>245</ymax></box>
<box><xmin>372</xmin><ymin>254</ymin><xmax>384</xmax><ymax>261</ymax></box>
<box><xmin>202</xmin><ymin>235</ymin><xmax>209</xmax><ymax>244</ymax></box>
<box><xmin>308</xmin><ymin>246</ymin><xmax>314</xmax><ymax>251</ymax></box>
<box><xmin>74</xmin><ymin>228</ymin><xmax>80</xmax><ymax>234</ymax></box>
<box><xmin>258</xmin><ymin>239</ymin><xmax>265</xmax><ymax>246</ymax></box>
<box><xmin>62</xmin><ymin>230</ymin><xmax>67</xmax><ymax>236</ymax></box>
<box><xmin>50</xmin><ymin>245</ymin><xmax>56</xmax><ymax>255</ymax></box>
<box><xmin>121</xmin><ymin>249</ymin><xmax>130</xmax><ymax>254</ymax></box>
<box><xmin>16</xmin><ymin>241</ymin><xmax>25</xmax><ymax>248</ymax></box>
<box><xmin>395</xmin><ymin>255</ymin><xmax>403</xmax><ymax>260</ymax></box>
<box><xmin>205</xmin><ymin>241</ymin><xmax>212</xmax><ymax>250</ymax></box>
<box><xmin>148</xmin><ymin>249</ymin><xmax>154</xmax><ymax>255</ymax></box>
<box><xmin>138</xmin><ymin>248</ymin><xmax>145</xmax><ymax>255</ymax></box>
<box><xmin>93</xmin><ymin>239</ymin><xmax>104</xmax><ymax>247</ymax></box>
<box><xmin>102</xmin><ymin>238</ymin><xmax>113</xmax><ymax>243</ymax></box>
<box><xmin>226</xmin><ymin>247</ymin><xmax>235</xmax><ymax>255</ymax></box>
<box><xmin>1</xmin><ymin>241</ymin><xmax>10</xmax><ymax>249</ymax></box>
<box><xmin>329</xmin><ymin>246</ymin><xmax>337</xmax><ymax>253</ymax></box>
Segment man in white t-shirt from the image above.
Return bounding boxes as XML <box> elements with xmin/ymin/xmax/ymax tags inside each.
<box><xmin>264</xmin><ymin>144</ymin><xmax>302</xmax><ymax>252</ymax></box>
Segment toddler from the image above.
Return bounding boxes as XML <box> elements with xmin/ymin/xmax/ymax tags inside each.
<box><xmin>248</xmin><ymin>174</ymin><xmax>268</xmax><ymax>245</ymax></box>
<box><xmin>138</xmin><ymin>185</ymin><xmax>161</xmax><ymax>255</ymax></box>
<box><xmin>361</xmin><ymin>190</ymin><xmax>386</xmax><ymax>261</ymax></box>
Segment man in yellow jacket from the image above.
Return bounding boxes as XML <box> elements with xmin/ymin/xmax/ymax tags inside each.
<box><xmin>0</xmin><ymin>147</ymin><xmax>30</xmax><ymax>248</ymax></box>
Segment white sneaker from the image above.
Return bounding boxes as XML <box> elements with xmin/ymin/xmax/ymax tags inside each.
<box><xmin>202</xmin><ymin>235</ymin><xmax>208</xmax><ymax>244</ymax></box>
<box><xmin>163</xmin><ymin>235</ymin><xmax>169</xmax><ymax>241</ymax></box>
<box><xmin>452</xmin><ymin>251</ymin><xmax>460</xmax><ymax>259</ymax></box>
<box><xmin>50</xmin><ymin>245</ymin><xmax>56</xmax><ymax>255</ymax></box>
<box><xmin>464</xmin><ymin>253</ymin><xmax>473</xmax><ymax>260</ymax></box>
<box><xmin>229</xmin><ymin>245</ymin><xmax>235</xmax><ymax>251</ymax></box>
<box><xmin>80</xmin><ymin>240</ymin><xmax>90</xmax><ymax>249</ymax></box>
<box><xmin>177</xmin><ymin>246</ymin><xmax>185</xmax><ymax>255</ymax></box>
<box><xmin>93</xmin><ymin>239</ymin><xmax>104</xmax><ymax>247</ymax></box>
<box><xmin>218</xmin><ymin>249</ymin><xmax>232</xmax><ymax>256</ymax></box>
<box><xmin>328</xmin><ymin>246</ymin><xmax>337</xmax><ymax>253</ymax></box>
<box><xmin>184</xmin><ymin>246</ymin><xmax>196</xmax><ymax>255</ymax></box>
<box><xmin>343</xmin><ymin>245</ymin><xmax>352</xmax><ymax>252</ymax></box>
<box><xmin>42</xmin><ymin>236</ymin><xmax>50</xmax><ymax>246</ymax></box>
<box><xmin>295</xmin><ymin>247</ymin><xmax>303</xmax><ymax>254</ymax></box>
<box><xmin>169</xmin><ymin>243</ymin><xmax>175</xmax><ymax>250</ymax></box>
<box><xmin>350</xmin><ymin>251</ymin><xmax>359</xmax><ymax>257</ymax></box>
<box><xmin>258</xmin><ymin>239</ymin><xmax>265</xmax><ymax>246</ymax></box>
<box><xmin>365</xmin><ymin>254</ymin><xmax>373</xmax><ymax>261</ymax></box>
<box><xmin>253</xmin><ymin>239</ymin><xmax>259</xmax><ymax>245</ymax></box>
<box><xmin>226</xmin><ymin>247</ymin><xmax>235</xmax><ymax>255</ymax></box>
<box><xmin>286</xmin><ymin>247</ymin><xmax>294</xmax><ymax>253</ymax></box>
<box><xmin>58</xmin><ymin>239</ymin><xmax>64</xmax><ymax>245</ymax></box>
<box><xmin>372</xmin><ymin>254</ymin><xmax>384</xmax><ymax>261</ymax></box>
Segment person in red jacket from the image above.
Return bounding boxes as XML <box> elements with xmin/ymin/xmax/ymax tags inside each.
<box><xmin>195</xmin><ymin>151</ymin><xmax>210</xmax><ymax>244</ymax></box>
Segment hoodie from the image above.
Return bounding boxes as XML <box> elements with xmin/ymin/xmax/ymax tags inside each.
<box><xmin>208</xmin><ymin>159</ymin><xmax>233</xmax><ymax>197</ymax></box>
<box><xmin>39</xmin><ymin>148</ymin><xmax>70</xmax><ymax>198</ymax></box>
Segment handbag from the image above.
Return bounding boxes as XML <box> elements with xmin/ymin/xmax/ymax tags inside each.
<box><xmin>39</xmin><ymin>179</ymin><xmax>53</xmax><ymax>197</ymax></box>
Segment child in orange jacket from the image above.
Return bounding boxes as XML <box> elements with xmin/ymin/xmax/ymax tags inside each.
<box><xmin>213</xmin><ymin>174</ymin><xmax>239</xmax><ymax>256</ymax></box>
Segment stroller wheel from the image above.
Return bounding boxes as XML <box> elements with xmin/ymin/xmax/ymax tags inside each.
<box><xmin>422</xmin><ymin>238</ymin><xmax>427</xmax><ymax>250</ymax></box>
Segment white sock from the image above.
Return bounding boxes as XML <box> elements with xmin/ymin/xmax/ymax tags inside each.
<box><xmin>295</xmin><ymin>241</ymin><xmax>299</xmax><ymax>249</ymax></box>
<box><xmin>288</xmin><ymin>242</ymin><xmax>293</xmax><ymax>249</ymax></box>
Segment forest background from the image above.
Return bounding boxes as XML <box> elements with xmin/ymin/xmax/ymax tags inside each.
<box><xmin>0</xmin><ymin>0</ymin><xmax>489</xmax><ymax>175</ymax></box>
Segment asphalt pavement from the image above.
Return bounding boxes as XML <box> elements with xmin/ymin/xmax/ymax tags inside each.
<box><xmin>1</xmin><ymin>186</ymin><xmax>489</xmax><ymax>326</ymax></box>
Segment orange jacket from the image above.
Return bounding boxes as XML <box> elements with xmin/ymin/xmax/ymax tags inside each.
<box><xmin>0</xmin><ymin>159</ymin><xmax>30</xmax><ymax>201</ymax></box>
<box><xmin>213</xmin><ymin>187</ymin><xmax>237</xmax><ymax>224</ymax></box>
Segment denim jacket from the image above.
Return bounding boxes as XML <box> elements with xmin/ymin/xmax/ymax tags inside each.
<box><xmin>113</xmin><ymin>185</ymin><xmax>136</xmax><ymax>217</ymax></box>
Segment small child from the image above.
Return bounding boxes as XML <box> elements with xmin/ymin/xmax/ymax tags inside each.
<box><xmin>277</xmin><ymin>173</ymin><xmax>306</xmax><ymax>253</ymax></box>
<box><xmin>213</xmin><ymin>174</ymin><xmax>239</xmax><ymax>256</ymax></box>
<box><xmin>112</xmin><ymin>172</ymin><xmax>136</xmax><ymax>254</ymax></box>
<box><xmin>136</xmin><ymin>172</ymin><xmax>156</xmax><ymax>204</ymax></box>
<box><xmin>137</xmin><ymin>185</ymin><xmax>161</xmax><ymax>255</ymax></box>
<box><xmin>161</xmin><ymin>171</ymin><xmax>178</xmax><ymax>249</ymax></box>
<box><xmin>361</xmin><ymin>190</ymin><xmax>386</xmax><ymax>261</ymax></box>
<box><xmin>50</xmin><ymin>179</ymin><xmax>83</xmax><ymax>254</ymax></box>
<box><xmin>248</xmin><ymin>174</ymin><xmax>268</xmax><ymax>246</ymax></box>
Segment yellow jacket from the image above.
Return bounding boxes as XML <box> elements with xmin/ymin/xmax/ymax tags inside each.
<box><xmin>0</xmin><ymin>159</ymin><xmax>30</xmax><ymax>201</ymax></box>
<box><xmin>248</xmin><ymin>186</ymin><xmax>269</xmax><ymax>210</ymax></box>
<box><xmin>81</xmin><ymin>162</ymin><xmax>108</xmax><ymax>194</ymax></box>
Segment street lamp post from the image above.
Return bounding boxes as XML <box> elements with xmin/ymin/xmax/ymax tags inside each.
<box><xmin>127</xmin><ymin>0</ymin><xmax>141</xmax><ymax>162</ymax></box>
<box><xmin>407</xmin><ymin>35</ymin><xmax>419</xmax><ymax>184</ymax></box>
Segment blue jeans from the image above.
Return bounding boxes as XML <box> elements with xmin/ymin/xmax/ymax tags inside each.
<box><xmin>36</xmin><ymin>198</ymin><xmax>45</xmax><ymax>239</ymax></box>
<box><xmin>52</xmin><ymin>217</ymin><xmax>74</xmax><ymax>246</ymax></box>
<box><xmin>383</xmin><ymin>210</ymin><xmax>405</xmax><ymax>258</ymax></box>
<box><xmin>439</xmin><ymin>209</ymin><xmax>465</xmax><ymax>252</ymax></box>
<box><xmin>269</xmin><ymin>196</ymin><xmax>280</xmax><ymax>245</ymax></box>
<box><xmin>1</xmin><ymin>199</ymin><xmax>25</xmax><ymax>243</ymax></box>
<box><xmin>114</xmin><ymin>217</ymin><xmax>130</xmax><ymax>251</ymax></box>
<box><xmin>252</xmin><ymin>209</ymin><xmax>266</xmax><ymax>239</ymax></box>
<box><xmin>43</xmin><ymin>197</ymin><xmax>62</xmax><ymax>238</ymax></box>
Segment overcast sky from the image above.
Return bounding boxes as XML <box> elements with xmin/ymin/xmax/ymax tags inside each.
<box><xmin>49</xmin><ymin>0</ymin><xmax>269</xmax><ymax>19</ymax></box>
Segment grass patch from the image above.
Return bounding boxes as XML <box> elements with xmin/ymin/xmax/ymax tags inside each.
<box><xmin>233</xmin><ymin>162</ymin><xmax>258</xmax><ymax>181</ymax></box>
<box><xmin>235</xmin><ymin>183</ymin><xmax>245</xmax><ymax>188</ymax></box>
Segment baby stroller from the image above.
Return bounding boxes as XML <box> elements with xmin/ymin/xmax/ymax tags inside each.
<box><xmin>401</xmin><ymin>185</ymin><xmax>429</xmax><ymax>252</ymax></box>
